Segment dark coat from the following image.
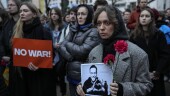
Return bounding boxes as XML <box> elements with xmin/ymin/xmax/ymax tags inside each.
<box><xmin>130</xmin><ymin>28</ymin><xmax>170</xmax><ymax>96</ymax></box>
<box><xmin>59</xmin><ymin>24</ymin><xmax>100</xmax><ymax>82</ymax></box>
<box><xmin>130</xmin><ymin>29</ymin><xmax>170</xmax><ymax>73</ymax></box>
<box><xmin>9</xmin><ymin>17</ymin><xmax>56</xmax><ymax>96</ymax></box>
<box><xmin>0</xmin><ymin>18</ymin><xmax>16</xmax><ymax>96</ymax></box>
<box><xmin>1</xmin><ymin>18</ymin><xmax>16</xmax><ymax>58</ymax></box>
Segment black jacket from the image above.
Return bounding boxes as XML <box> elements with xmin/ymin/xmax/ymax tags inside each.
<box><xmin>1</xmin><ymin>18</ymin><xmax>16</xmax><ymax>58</ymax></box>
<box><xmin>130</xmin><ymin>28</ymin><xmax>170</xmax><ymax>74</ymax></box>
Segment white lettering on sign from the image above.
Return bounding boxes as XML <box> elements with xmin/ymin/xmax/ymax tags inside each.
<box><xmin>28</xmin><ymin>50</ymin><xmax>51</xmax><ymax>57</ymax></box>
<box><xmin>14</xmin><ymin>48</ymin><xmax>27</xmax><ymax>56</ymax></box>
<box><xmin>14</xmin><ymin>48</ymin><xmax>51</xmax><ymax>57</ymax></box>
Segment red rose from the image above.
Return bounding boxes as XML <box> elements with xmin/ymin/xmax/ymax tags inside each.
<box><xmin>103</xmin><ymin>54</ymin><xmax>115</xmax><ymax>64</ymax></box>
<box><xmin>114</xmin><ymin>40</ymin><xmax>128</xmax><ymax>54</ymax></box>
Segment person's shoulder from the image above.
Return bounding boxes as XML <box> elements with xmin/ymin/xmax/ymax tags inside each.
<box><xmin>127</xmin><ymin>41</ymin><xmax>147</xmax><ymax>56</ymax></box>
<box><xmin>90</xmin><ymin>44</ymin><xmax>102</xmax><ymax>52</ymax></box>
<box><xmin>88</xmin><ymin>27</ymin><xmax>98</xmax><ymax>34</ymax></box>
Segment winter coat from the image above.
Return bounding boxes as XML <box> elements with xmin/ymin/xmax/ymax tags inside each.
<box><xmin>59</xmin><ymin>24</ymin><xmax>100</xmax><ymax>82</ymax></box>
<box><xmin>10</xmin><ymin>17</ymin><xmax>56</xmax><ymax>96</ymax></box>
<box><xmin>88</xmin><ymin>41</ymin><xmax>153</xmax><ymax>96</ymax></box>
<box><xmin>1</xmin><ymin>18</ymin><xmax>16</xmax><ymax>57</ymax></box>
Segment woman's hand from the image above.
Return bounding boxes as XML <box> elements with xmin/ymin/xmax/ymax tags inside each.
<box><xmin>55</xmin><ymin>42</ymin><xmax>60</xmax><ymax>48</ymax></box>
<box><xmin>152</xmin><ymin>71</ymin><xmax>160</xmax><ymax>80</ymax></box>
<box><xmin>150</xmin><ymin>71</ymin><xmax>159</xmax><ymax>80</ymax></box>
<box><xmin>110</xmin><ymin>82</ymin><xmax>119</xmax><ymax>96</ymax></box>
<box><xmin>76</xmin><ymin>84</ymin><xmax>85</xmax><ymax>96</ymax></box>
<box><xmin>149</xmin><ymin>72</ymin><xmax>154</xmax><ymax>79</ymax></box>
<box><xmin>28</xmin><ymin>62</ymin><xmax>39</xmax><ymax>71</ymax></box>
<box><xmin>2</xmin><ymin>56</ymin><xmax>10</xmax><ymax>62</ymax></box>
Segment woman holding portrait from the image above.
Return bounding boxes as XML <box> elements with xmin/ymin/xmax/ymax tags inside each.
<box><xmin>77</xmin><ymin>6</ymin><xmax>153</xmax><ymax>96</ymax></box>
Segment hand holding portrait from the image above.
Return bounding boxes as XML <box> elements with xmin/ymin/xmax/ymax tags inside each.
<box><xmin>110</xmin><ymin>82</ymin><xmax>119</xmax><ymax>96</ymax></box>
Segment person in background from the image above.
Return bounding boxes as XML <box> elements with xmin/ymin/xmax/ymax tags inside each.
<box><xmin>1</xmin><ymin>0</ymin><xmax>21</xmax><ymax>96</ymax></box>
<box><xmin>40</xmin><ymin>14</ymin><xmax>48</xmax><ymax>26</ymax></box>
<box><xmin>127</xmin><ymin>0</ymin><xmax>148</xmax><ymax>30</ymax></box>
<box><xmin>156</xmin><ymin>12</ymin><xmax>168</xmax><ymax>28</ymax></box>
<box><xmin>58</xmin><ymin>4</ymin><xmax>100</xmax><ymax>96</ymax></box>
<box><xmin>123</xmin><ymin>9</ymin><xmax>131</xmax><ymax>34</ymax></box>
<box><xmin>77</xmin><ymin>5</ymin><xmax>153</xmax><ymax>96</ymax></box>
<box><xmin>0</xmin><ymin>8</ymin><xmax>10</xmax><ymax>96</ymax></box>
<box><xmin>44</xmin><ymin>7</ymin><xmax>67</xmax><ymax>96</ymax></box>
<box><xmin>165</xmin><ymin>8</ymin><xmax>170</xmax><ymax>26</ymax></box>
<box><xmin>130</xmin><ymin>8</ymin><xmax>170</xmax><ymax>96</ymax></box>
<box><xmin>1</xmin><ymin>0</ymin><xmax>21</xmax><ymax>71</ymax></box>
<box><xmin>63</xmin><ymin>12</ymin><xmax>70</xmax><ymax>27</ymax></box>
<box><xmin>0</xmin><ymin>8</ymin><xmax>10</xmax><ymax>71</ymax></box>
<box><xmin>59</xmin><ymin>7</ymin><xmax>77</xmax><ymax>43</ymax></box>
<box><xmin>156</xmin><ymin>11</ymin><xmax>170</xmax><ymax>85</ymax></box>
<box><xmin>93</xmin><ymin>0</ymin><xmax>108</xmax><ymax>11</ymax></box>
<box><xmin>69</xmin><ymin>7</ymin><xmax>77</xmax><ymax>25</ymax></box>
<box><xmin>9</xmin><ymin>2</ymin><xmax>56</xmax><ymax>96</ymax></box>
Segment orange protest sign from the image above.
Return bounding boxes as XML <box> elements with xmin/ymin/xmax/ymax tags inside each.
<box><xmin>13</xmin><ymin>38</ymin><xmax>53</xmax><ymax>68</ymax></box>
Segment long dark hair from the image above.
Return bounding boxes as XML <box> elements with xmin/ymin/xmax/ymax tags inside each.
<box><xmin>49</xmin><ymin>7</ymin><xmax>63</xmax><ymax>31</ymax></box>
<box><xmin>132</xmin><ymin>8</ymin><xmax>155</xmax><ymax>39</ymax></box>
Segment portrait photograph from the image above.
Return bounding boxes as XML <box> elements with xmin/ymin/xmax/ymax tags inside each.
<box><xmin>81</xmin><ymin>63</ymin><xmax>113</xmax><ymax>96</ymax></box>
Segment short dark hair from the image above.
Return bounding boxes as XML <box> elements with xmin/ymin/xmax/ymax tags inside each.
<box><xmin>68</xmin><ymin>6</ymin><xmax>77</xmax><ymax>14</ymax></box>
<box><xmin>94</xmin><ymin>0</ymin><xmax>108</xmax><ymax>11</ymax></box>
<box><xmin>89</xmin><ymin>65</ymin><xmax>97</xmax><ymax>74</ymax></box>
<box><xmin>123</xmin><ymin>9</ymin><xmax>131</xmax><ymax>14</ymax></box>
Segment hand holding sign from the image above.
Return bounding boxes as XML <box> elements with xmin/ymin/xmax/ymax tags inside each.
<box><xmin>2</xmin><ymin>56</ymin><xmax>10</xmax><ymax>62</ymax></box>
<box><xmin>28</xmin><ymin>62</ymin><xmax>39</xmax><ymax>71</ymax></box>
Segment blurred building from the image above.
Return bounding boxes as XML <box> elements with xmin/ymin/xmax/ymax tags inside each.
<box><xmin>67</xmin><ymin>0</ymin><xmax>170</xmax><ymax>12</ymax></box>
<box><xmin>1</xmin><ymin>0</ymin><xmax>169</xmax><ymax>13</ymax></box>
<box><xmin>48</xmin><ymin>0</ymin><xmax>61</xmax><ymax>9</ymax></box>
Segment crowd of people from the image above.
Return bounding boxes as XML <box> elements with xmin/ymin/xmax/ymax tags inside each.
<box><xmin>0</xmin><ymin>0</ymin><xmax>170</xmax><ymax>96</ymax></box>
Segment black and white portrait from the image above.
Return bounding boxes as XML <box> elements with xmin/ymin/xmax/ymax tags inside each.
<box><xmin>81</xmin><ymin>63</ymin><xmax>113</xmax><ymax>95</ymax></box>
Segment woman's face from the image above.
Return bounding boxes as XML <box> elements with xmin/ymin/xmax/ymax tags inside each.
<box><xmin>139</xmin><ymin>10</ymin><xmax>152</xmax><ymax>26</ymax></box>
<box><xmin>77</xmin><ymin>7</ymin><xmax>88</xmax><ymax>25</ymax></box>
<box><xmin>139</xmin><ymin>0</ymin><xmax>147</xmax><ymax>9</ymax></box>
<box><xmin>50</xmin><ymin>9</ymin><xmax>59</xmax><ymax>21</ymax></box>
<box><xmin>97</xmin><ymin>11</ymin><xmax>114</xmax><ymax>39</ymax></box>
<box><xmin>20</xmin><ymin>5</ymin><xmax>36</xmax><ymax>22</ymax></box>
<box><xmin>65</xmin><ymin>14</ymin><xmax>70</xmax><ymax>23</ymax></box>
<box><xmin>8</xmin><ymin>0</ymin><xmax>18</xmax><ymax>15</ymax></box>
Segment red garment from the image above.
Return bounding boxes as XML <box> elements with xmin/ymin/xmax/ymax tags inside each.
<box><xmin>127</xmin><ymin>6</ymin><xmax>159</xmax><ymax>30</ymax></box>
<box><xmin>127</xmin><ymin>10</ymin><xmax>140</xmax><ymax>30</ymax></box>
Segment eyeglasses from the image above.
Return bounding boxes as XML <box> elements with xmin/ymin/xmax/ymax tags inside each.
<box><xmin>96</xmin><ymin>20</ymin><xmax>112</xmax><ymax>27</ymax></box>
